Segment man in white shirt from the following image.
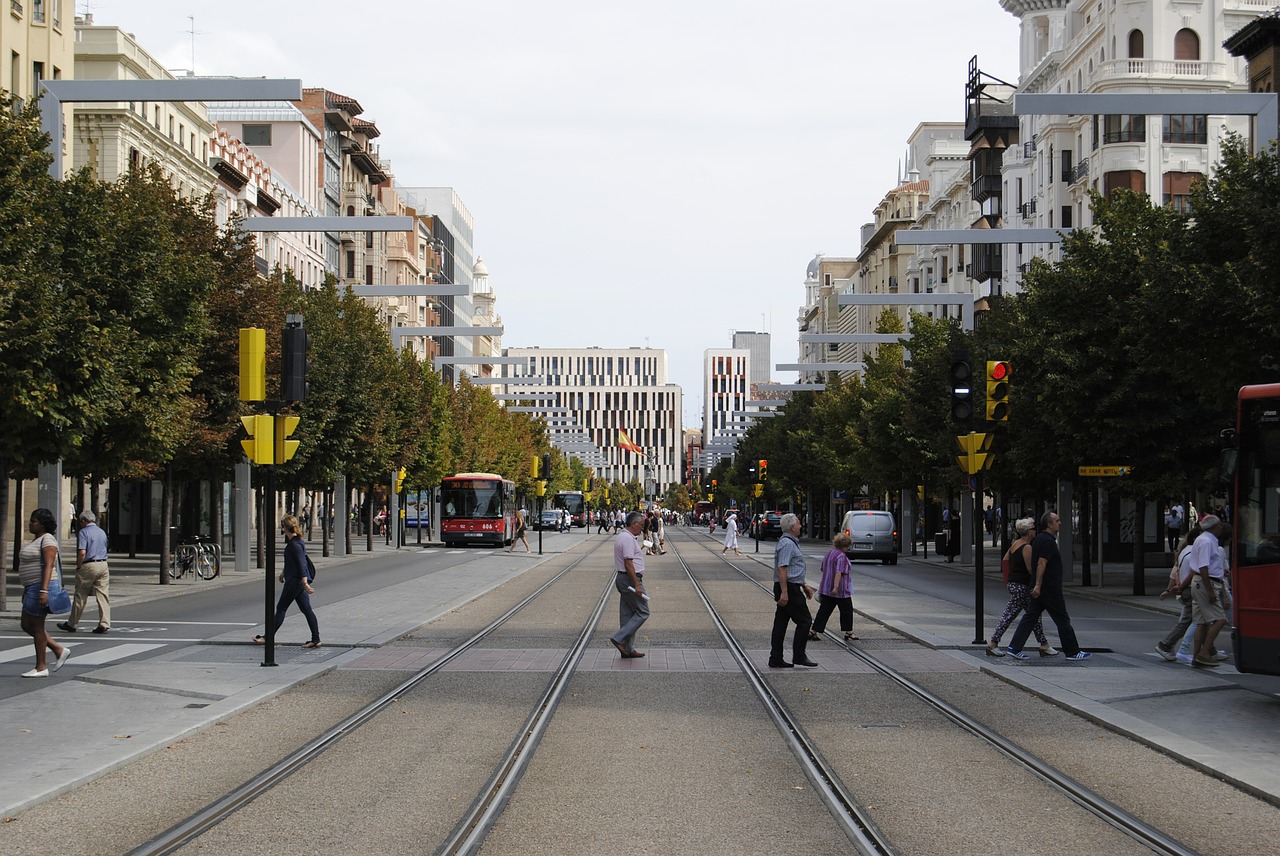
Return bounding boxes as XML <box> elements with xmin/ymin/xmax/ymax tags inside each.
<box><xmin>610</xmin><ymin>511</ymin><xmax>649</xmax><ymax>658</ymax></box>
<box><xmin>1188</xmin><ymin>515</ymin><xmax>1228</xmax><ymax>668</ymax></box>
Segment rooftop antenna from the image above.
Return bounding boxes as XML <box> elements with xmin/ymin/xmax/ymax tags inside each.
<box><xmin>185</xmin><ymin>16</ymin><xmax>208</xmax><ymax>76</ymax></box>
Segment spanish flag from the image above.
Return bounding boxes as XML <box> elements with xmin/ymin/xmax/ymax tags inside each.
<box><xmin>617</xmin><ymin>429</ymin><xmax>643</xmax><ymax>454</ymax></box>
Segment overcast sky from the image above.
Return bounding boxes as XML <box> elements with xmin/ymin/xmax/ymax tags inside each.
<box><xmin>85</xmin><ymin>0</ymin><xmax>1021</xmax><ymax>426</ymax></box>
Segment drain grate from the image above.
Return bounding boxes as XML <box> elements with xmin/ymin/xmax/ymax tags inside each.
<box><xmin>184</xmin><ymin>703</ymin><xmax>209</xmax><ymax>709</ymax></box>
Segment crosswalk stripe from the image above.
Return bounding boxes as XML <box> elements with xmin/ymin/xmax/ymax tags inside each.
<box><xmin>61</xmin><ymin>643</ymin><xmax>166</xmax><ymax>665</ymax></box>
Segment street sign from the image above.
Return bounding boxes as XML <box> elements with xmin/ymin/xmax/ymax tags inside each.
<box><xmin>955</xmin><ymin>433</ymin><xmax>994</xmax><ymax>475</ymax></box>
<box><xmin>1077</xmin><ymin>466</ymin><xmax>1133</xmax><ymax>477</ymax></box>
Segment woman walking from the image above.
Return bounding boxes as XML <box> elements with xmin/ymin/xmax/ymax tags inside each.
<box><xmin>509</xmin><ymin>508</ymin><xmax>531</xmax><ymax>553</ymax></box>
<box><xmin>810</xmin><ymin>532</ymin><xmax>857</xmax><ymax>641</ymax></box>
<box><xmin>19</xmin><ymin>508</ymin><xmax>71</xmax><ymax>677</ymax></box>
<box><xmin>986</xmin><ymin>517</ymin><xmax>1057</xmax><ymax>657</ymax></box>
<box><xmin>722</xmin><ymin>510</ymin><xmax>741</xmax><ymax>556</ymax></box>
<box><xmin>254</xmin><ymin>515</ymin><xmax>321</xmax><ymax>648</ymax></box>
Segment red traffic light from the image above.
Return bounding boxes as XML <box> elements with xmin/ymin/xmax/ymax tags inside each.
<box><xmin>989</xmin><ymin>361</ymin><xmax>1010</xmax><ymax>382</ymax></box>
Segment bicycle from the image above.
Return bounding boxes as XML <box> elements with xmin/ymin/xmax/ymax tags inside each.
<box><xmin>171</xmin><ymin>534</ymin><xmax>221</xmax><ymax>580</ymax></box>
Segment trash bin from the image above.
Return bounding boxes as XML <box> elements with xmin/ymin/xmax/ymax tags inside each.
<box><xmin>935</xmin><ymin>532</ymin><xmax>947</xmax><ymax>554</ymax></box>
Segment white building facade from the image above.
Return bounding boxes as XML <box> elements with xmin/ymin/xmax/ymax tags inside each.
<box><xmin>703</xmin><ymin>348</ymin><xmax>751</xmax><ymax>462</ymax></box>
<box><xmin>504</xmin><ymin>348</ymin><xmax>682</xmax><ymax>490</ymax></box>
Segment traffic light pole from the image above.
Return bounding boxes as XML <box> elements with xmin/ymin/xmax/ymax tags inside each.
<box><xmin>972</xmin><ymin>474</ymin><xmax>985</xmax><ymax>645</ymax></box>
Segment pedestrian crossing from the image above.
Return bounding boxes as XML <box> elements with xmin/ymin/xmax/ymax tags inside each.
<box><xmin>0</xmin><ymin>640</ymin><xmax>166</xmax><ymax>667</ymax></box>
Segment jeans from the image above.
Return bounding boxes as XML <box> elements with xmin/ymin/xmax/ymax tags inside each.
<box><xmin>1158</xmin><ymin>589</ymin><xmax>1194</xmax><ymax>651</ymax></box>
<box><xmin>273</xmin><ymin>580</ymin><xmax>319</xmax><ymax>643</ymax></box>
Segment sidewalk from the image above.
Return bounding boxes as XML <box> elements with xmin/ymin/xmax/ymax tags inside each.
<box><xmin>0</xmin><ymin>532</ymin><xmax>583</xmax><ymax>817</ymax></box>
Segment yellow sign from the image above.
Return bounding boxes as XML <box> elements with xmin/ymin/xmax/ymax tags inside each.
<box><xmin>1077</xmin><ymin>466</ymin><xmax>1132</xmax><ymax>477</ymax></box>
<box><xmin>955</xmin><ymin>433</ymin><xmax>994</xmax><ymax>475</ymax></box>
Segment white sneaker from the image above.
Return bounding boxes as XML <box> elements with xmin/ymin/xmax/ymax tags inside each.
<box><xmin>21</xmin><ymin>668</ymin><xmax>49</xmax><ymax>678</ymax></box>
<box><xmin>1211</xmin><ymin>650</ymin><xmax>1229</xmax><ymax>662</ymax></box>
<box><xmin>1175</xmin><ymin>653</ymin><xmax>1194</xmax><ymax>664</ymax></box>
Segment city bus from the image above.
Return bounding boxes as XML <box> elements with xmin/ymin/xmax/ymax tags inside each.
<box><xmin>552</xmin><ymin>490</ymin><xmax>587</xmax><ymax>527</ymax></box>
<box><xmin>439</xmin><ymin>473</ymin><xmax>517</xmax><ymax>548</ymax></box>
<box><xmin>1229</xmin><ymin>384</ymin><xmax>1280</xmax><ymax>676</ymax></box>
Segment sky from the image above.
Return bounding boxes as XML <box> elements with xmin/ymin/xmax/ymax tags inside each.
<box><xmin>82</xmin><ymin>0</ymin><xmax>1022</xmax><ymax>428</ymax></box>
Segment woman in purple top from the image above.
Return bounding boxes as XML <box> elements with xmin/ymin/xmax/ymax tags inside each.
<box><xmin>810</xmin><ymin>532</ymin><xmax>857</xmax><ymax>641</ymax></box>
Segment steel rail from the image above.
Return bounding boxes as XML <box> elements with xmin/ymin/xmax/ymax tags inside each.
<box><xmin>437</xmin><ymin>568</ymin><xmax>615</xmax><ymax>855</ymax></box>
<box><xmin>681</xmin><ymin>529</ymin><xmax>1200</xmax><ymax>856</ymax></box>
<box><xmin>668</xmin><ymin>538</ymin><xmax>896</xmax><ymax>856</ymax></box>
<box><xmin>127</xmin><ymin>540</ymin><xmax>610</xmax><ymax>856</ymax></box>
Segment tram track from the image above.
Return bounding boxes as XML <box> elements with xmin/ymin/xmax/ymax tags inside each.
<box><xmin>670</xmin><ymin>528</ymin><xmax>1200</xmax><ymax>856</ymax></box>
<box><xmin>126</xmin><ymin>538</ymin><xmax>615</xmax><ymax>856</ymax></box>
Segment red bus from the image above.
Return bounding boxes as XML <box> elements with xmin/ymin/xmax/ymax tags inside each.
<box><xmin>439</xmin><ymin>473</ymin><xmax>517</xmax><ymax>548</ymax></box>
<box><xmin>1230</xmin><ymin>384</ymin><xmax>1280</xmax><ymax>675</ymax></box>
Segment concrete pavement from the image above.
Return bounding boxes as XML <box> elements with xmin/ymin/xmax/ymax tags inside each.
<box><xmin>2</xmin><ymin>524</ymin><xmax>1277</xmax><ymax>820</ymax></box>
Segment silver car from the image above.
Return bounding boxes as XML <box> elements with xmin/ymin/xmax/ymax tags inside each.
<box><xmin>841</xmin><ymin>510</ymin><xmax>899</xmax><ymax>565</ymax></box>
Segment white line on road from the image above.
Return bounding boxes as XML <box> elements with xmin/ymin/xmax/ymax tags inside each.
<box><xmin>62</xmin><ymin>643</ymin><xmax>167</xmax><ymax>665</ymax></box>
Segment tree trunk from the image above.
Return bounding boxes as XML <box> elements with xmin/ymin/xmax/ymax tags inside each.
<box><xmin>321</xmin><ymin>487</ymin><xmax>331</xmax><ymax>558</ymax></box>
<box><xmin>160</xmin><ymin>464</ymin><xmax>173</xmax><ymax>584</ymax></box>
<box><xmin>366</xmin><ymin>484</ymin><xmax>375</xmax><ymax>552</ymax></box>
<box><xmin>12</xmin><ymin>477</ymin><xmax>24</xmax><ymax>578</ymax></box>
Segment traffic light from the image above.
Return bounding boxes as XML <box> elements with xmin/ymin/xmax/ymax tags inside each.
<box><xmin>240</xmin><ymin>414</ymin><xmax>274</xmax><ymax>465</ymax></box>
<box><xmin>395</xmin><ymin>467</ymin><xmax>407</xmax><ymax>493</ymax></box>
<box><xmin>238</xmin><ymin>328</ymin><xmax>266</xmax><ymax>402</ymax></box>
<box><xmin>950</xmin><ymin>357</ymin><xmax>973</xmax><ymax>423</ymax></box>
<box><xmin>274</xmin><ymin>415</ymin><xmax>300</xmax><ymax>463</ymax></box>
<box><xmin>986</xmin><ymin>360</ymin><xmax>1011</xmax><ymax>422</ymax></box>
<box><xmin>758</xmin><ymin>460</ymin><xmax>768</xmax><ymax>482</ymax></box>
<box><xmin>535</xmin><ymin>481</ymin><xmax>547</xmax><ymax>497</ymax></box>
<box><xmin>531</xmin><ymin>455</ymin><xmax>542</xmax><ymax>478</ymax></box>
<box><xmin>582</xmin><ymin>478</ymin><xmax>590</xmax><ymax>492</ymax></box>
<box><xmin>753</xmin><ymin>483</ymin><xmax>763</xmax><ymax>497</ymax></box>
<box><xmin>541</xmin><ymin>453</ymin><xmax>552</xmax><ymax>481</ymax></box>
<box><xmin>282</xmin><ymin>318</ymin><xmax>309</xmax><ymax>402</ymax></box>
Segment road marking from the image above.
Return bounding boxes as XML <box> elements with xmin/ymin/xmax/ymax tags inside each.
<box><xmin>63</xmin><ymin>643</ymin><xmax>167</xmax><ymax>665</ymax></box>
<box><xmin>93</xmin><ymin>620</ymin><xmax>256</xmax><ymax>626</ymax></box>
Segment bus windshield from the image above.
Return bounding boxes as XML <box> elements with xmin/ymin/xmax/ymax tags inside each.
<box><xmin>553</xmin><ymin>493</ymin><xmax>584</xmax><ymax>516</ymax></box>
<box><xmin>440</xmin><ymin>480</ymin><xmax>505</xmax><ymax>519</ymax></box>
<box><xmin>1235</xmin><ymin>398</ymin><xmax>1280</xmax><ymax>566</ymax></box>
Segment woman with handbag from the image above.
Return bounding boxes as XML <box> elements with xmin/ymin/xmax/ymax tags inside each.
<box><xmin>986</xmin><ymin>517</ymin><xmax>1057</xmax><ymax>658</ymax></box>
<box><xmin>253</xmin><ymin>515</ymin><xmax>321</xmax><ymax>649</ymax></box>
<box><xmin>19</xmin><ymin>508</ymin><xmax>72</xmax><ymax>677</ymax></box>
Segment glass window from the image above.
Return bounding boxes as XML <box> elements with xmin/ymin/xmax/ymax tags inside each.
<box><xmin>1235</xmin><ymin>399</ymin><xmax>1280</xmax><ymax>566</ymax></box>
<box><xmin>1162</xmin><ymin>115</ymin><xmax>1207</xmax><ymax>145</ymax></box>
<box><xmin>242</xmin><ymin>124</ymin><xmax>272</xmax><ymax>146</ymax></box>
<box><xmin>1103</xmin><ymin>114</ymin><xmax>1145</xmax><ymax>144</ymax></box>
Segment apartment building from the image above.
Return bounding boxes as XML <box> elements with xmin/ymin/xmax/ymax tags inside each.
<box><xmin>703</xmin><ymin>348</ymin><xmax>752</xmax><ymax>463</ymax></box>
<box><xmin>2</xmin><ymin>0</ymin><xmax>72</xmax><ymax>169</ymax></box>
<box><xmin>797</xmin><ymin>254</ymin><xmax>859</xmax><ymax>384</ymax></box>
<box><xmin>994</xmin><ymin>0</ymin><xmax>1264</xmax><ymax>289</ymax></box>
<box><xmin>504</xmin><ymin>347</ymin><xmax>682</xmax><ymax>490</ymax></box>
<box><xmin>208</xmin><ymin>101</ymin><xmax>327</xmax><ymax>289</ymax></box>
<box><xmin>71</xmin><ymin>21</ymin><xmax>214</xmax><ymax>197</ymax></box>
<box><xmin>731</xmin><ymin>330</ymin><xmax>771</xmax><ymax>393</ymax></box>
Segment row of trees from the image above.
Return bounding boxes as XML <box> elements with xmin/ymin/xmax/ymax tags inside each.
<box><xmin>0</xmin><ymin>98</ymin><xmax>586</xmax><ymax>585</ymax></box>
<box><xmin>711</xmin><ymin>137</ymin><xmax>1279</xmax><ymax>526</ymax></box>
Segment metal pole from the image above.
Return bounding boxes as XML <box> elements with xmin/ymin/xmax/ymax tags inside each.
<box><xmin>973</xmin><ymin>472</ymin><xmax>985</xmax><ymax>645</ymax></box>
<box><xmin>262</xmin><ymin>462</ymin><xmax>278</xmax><ymax>668</ymax></box>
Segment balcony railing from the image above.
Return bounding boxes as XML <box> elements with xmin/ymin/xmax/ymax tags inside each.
<box><xmin>1023</xmin><ymin>139</ymin><xmax>1036</xmax><ymax>158</ymax></box>
<box><xmin>1019</xmin><ymin>200</ymin><xmax>1037</xmax><ymax>219</ymax></box>
<box><xmin>1068</xmin><ymin>158</ymin><xmax>1089</xmax><ymax>185</ymax></box>
<box><xmin>12</xmin><ymin>0</ymin><xmax>23</xmax><ymax>17</ymax></box>
<box><xmin>1096</xmin><ymin>59</ymin><xmax>1225</xmax><ymax>82</ymax></box>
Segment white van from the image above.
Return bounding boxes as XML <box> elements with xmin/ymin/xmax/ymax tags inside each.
<box><xmin>841</xmin><ymin>510</ymin><xmax>899</xmax><ymax>565</ymax></box>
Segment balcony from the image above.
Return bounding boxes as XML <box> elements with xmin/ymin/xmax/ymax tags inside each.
<box><xmin>970</xmin><ymin>174</ymin><xmax>1001</xmax><ymax>204</ymax></box>
<box><xmin>1023</xmin><ymin>139</ymin><xmax>1036</xmax><ymax>158</ymax></box>
<box><xmin>1095</xmin><ymin>59</ymin><xmax>1226</xmax><ymax>84</ymax></box>
<box><xmin>1067</xmin><ymin>158</ymin><xmax>1089</xmax><ymax>185</ymax></box>
<box><xmin>1019</xmin><ymin>200</ymin><xmax>1037</xmax><ymax>220</ymax></box>
<box><xmin>11</xmin><ymin>0</ymin><xmax>22</xmax><ymax>17</ymax></box>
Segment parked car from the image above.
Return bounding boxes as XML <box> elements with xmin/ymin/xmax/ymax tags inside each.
<box><xmin>841</xmin><ymin>510</ymin><xmax>899</xmax><ymax>564</ymax></box>
<box><xmin>536</xmin><ymin>509</ymin><xmax>562</xmax><ymax>531</ymax></box>
<box><xmin>758</xmin><ymin>511</ymin><xmax>785</xmax><ymax>539</ymax></box>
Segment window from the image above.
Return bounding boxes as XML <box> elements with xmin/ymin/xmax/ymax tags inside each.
<box><xmin>1163</xmin><ymin>115</ymin><xmax>1207</xmax><ymax>145</ymax></box>
<box><xmin>1162</xmin><ymin>172</ymin><xmax>1202</xmax><ymax>213</ymax></box>
<box><xmin>1104</xmin><ymin>170</ymin><xmax>1146</xmax><ymax>201</ymax></box>
<box><xmin>1103</xmin><ymin>114</ymin><xmax>1145</xmax><ymax>143</ymax></box>
<box><xmin>1128</xmin><ymin>29</ymin><xmax>1144</xmax><ymax>59</ymax></box>
<box><xmin>242</xmin><ymin>124</ymin><xmax>272</xmax><ymax>146</ymax></box>
<box><xmin>1174</xmin><ymin>29</ymin><xmax>1200</xmax><ymax>62</ymax></box>
<box><xmin>168</xmin><ymin>116</ymin><xmax>174</xmax><ymax>140</ymax></box>
<box><xmin>346</xmin><ymin>251</ymin><xmax>356</xmax><ymax>279</ymax></box>
<box><xmin>1061</xmin><ymin>205</ymin><xmax>1073</xmax><ymax>229</ymax></box>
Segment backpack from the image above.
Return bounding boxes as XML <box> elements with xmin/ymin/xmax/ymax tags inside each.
<box><xmin>305</xmin><ymin>554</ymin><xmax>317</xmax><ymax>582</ymax></box>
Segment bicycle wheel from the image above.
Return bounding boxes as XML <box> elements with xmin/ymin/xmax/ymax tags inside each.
<box><xmin>196</xmin><ymin>544</ymin><xmax>219</xmax><ymax>580</ymax></box>
<box><xmin>171</xmin><ymin>546</ymin><xmax>191</xmax><ymax>580</ymax></box>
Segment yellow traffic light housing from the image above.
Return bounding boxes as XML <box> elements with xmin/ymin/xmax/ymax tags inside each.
<box><xmin>531</xmin><ymin>455</ymin><xmax>541</xmax><ymax>478</ymax></box>
<box><xmin>758</xmin><ymin>460</ymin><xmax>768</xmax><ymax>482</ymax></box>
<box><xmin>238</xmin><ymin>328</ymin><xmax>266</xmax><ymax>402</ymax></box>
<box><xmin>241</xmin><ymin>414</ymin><xmax>274</xmax><ymax>465</ymax></box>
<box><xmin>274</xmin><ymin>415</ymin><xmax>300</xmax><ymax>463</ymax></box>
<box><xmin>986</xmin><ymin>360</ymin><xmax>1011</xmax><ymax>422</ymax></box>
<box><xmin>395</xmin><ymin>467</ymin><xmax>407</xmax><ymax>493</ymax></box>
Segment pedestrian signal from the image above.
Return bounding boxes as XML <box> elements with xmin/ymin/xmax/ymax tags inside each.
<box><xmin>986</xmin><ymin>360</ymin><xmax>1011</xmax><ymax>422</ymax></box>
<box><xmin>282</xmin><ymin>319</ymin><xmax>309</xmax><ymax>402</ymax></box>
<box><xmin>950</xmin><ymin>358</ymin><xmax>973</xmax><ymax>423</ymax></box>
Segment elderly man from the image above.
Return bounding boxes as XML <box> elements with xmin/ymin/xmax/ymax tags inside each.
<box><xmin>610</xmin><ymin>511</ymin><xmax>649</xmax><ymax>658</ymax></box>
<box><xmin>770</xmin><ymin>513</ymin><xmax>817</xmax><ymax>668</ymax></box>
<box><xmin>1189</xmin><ymin>515</ymin><xmax>1229</xmax><ymax>667</ymax></box>
<box><xmin>58</xmin><ymin>509</ymin><xmax>111</xmax><ymax>635</ymax></box>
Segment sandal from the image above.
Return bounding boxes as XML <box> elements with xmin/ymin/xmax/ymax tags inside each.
<box><xmin>807</xmin><ymin>630</ymin><xmax>821</xmax><ymax>640</ymax></box>
<box><xmin>252</xmin><ymin>635</ymin><xmax>265</xmax><ymax>645</ymax></box>
<box><xmin>844</xmin><ymin>633</ymin><xmax>860</xmax><ymax>641</ymax></box>
<box><xmin>302</xmin><ymin>640</ymin><xmax>322</xmax><ymax>649</ymax></box>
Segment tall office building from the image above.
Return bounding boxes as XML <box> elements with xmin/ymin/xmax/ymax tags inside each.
<box><xmin>702</xmin><ymin>348</ymin><xmax>751</xmax><ymax>463</ymax></box>
<box><xmin>731</xmin><ymin>331</ymin><xmax>771</xmax><ymax>392</ymax></box>
<box><xmin>504</xmin><ymin>348</ymin><xmax>682</xmax><ymax>491</ymax></box>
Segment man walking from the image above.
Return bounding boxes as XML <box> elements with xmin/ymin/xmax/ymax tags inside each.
<box><xmin>770</xmin><ymin>513</ymin><xmax>817</xmax><ymax>668</ymax></box>
<box><xmin>58</xmin><ymin>509</ymin><xmax>111</xmax><ymax>635</ymax></box>
<box><xmin>610</xmin><ymin>511</ymin><xmax>649</xmax><ymax>658</ymax></box>
<box><xmin>1006</xmin><ymin>511</ymin><xmax>1090</xmax><ymax>661</ymax></box>
<box><xmin>1165</xmin><ymin>503</ymin><xmax>1184</xmax><ymax>552</ymax></box>
<box><xmin>1189</xmin><ymin>515</ymin><xmax>1229</xmax><ymax>668</ymax></box>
